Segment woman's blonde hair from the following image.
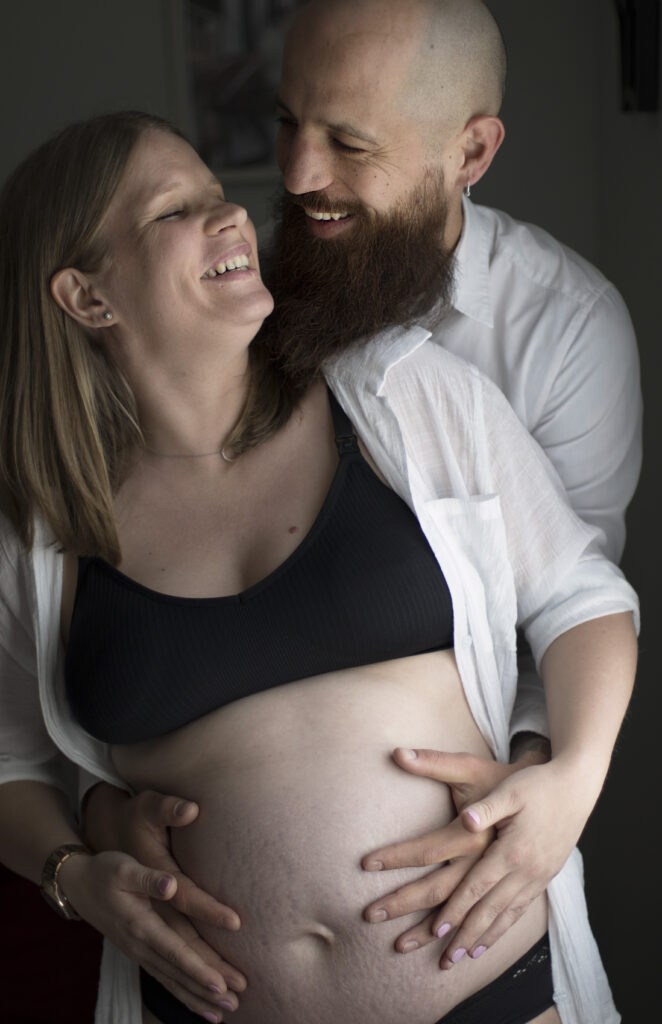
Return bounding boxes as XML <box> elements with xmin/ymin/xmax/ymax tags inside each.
<box><xmin>0</xmin><ymin>111</ymin><xmax>297</xmax><ymax>563</ymax></box>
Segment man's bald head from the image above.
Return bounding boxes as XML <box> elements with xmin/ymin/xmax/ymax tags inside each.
<box><xmin>408</xmin><ymin>1</ymin><xmax>506</xmax><ymax>133</ymax></box>
<box><xmin>290</xmin><ymin>0</ymin><xmax>506</xmax><ymax>143</ymax></box>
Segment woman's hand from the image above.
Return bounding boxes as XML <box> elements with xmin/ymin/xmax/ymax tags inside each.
<box><xmin>362</xmin><ymin>747</ymin><xmax>586</xmax><ymax>967</ymax></box>
<box><xmin>60</xmin><ymin>848</ymin><xmax>244</xmax><ymax>1022</ymax></box>
<box><xmin>82</xmin><ymin>784</ymin><xmax>246</xmax><ymax>1018</ymax></box>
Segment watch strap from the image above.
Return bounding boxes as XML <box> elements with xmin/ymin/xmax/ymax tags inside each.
<box><xmin>40</xmin><ymin>842</ymin><xmax>90</xmax><ymax>920</ymax></box>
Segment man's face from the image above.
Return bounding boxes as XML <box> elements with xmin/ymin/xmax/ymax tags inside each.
<box><xmin>262</xmin><ymin>4</ymin><xmax>457</xmax><ymax>378</ymax></box>
<box><xmin>275</xmin><ymin>6</ymin><xmax>444</xmax><ymax>241</ymax></box>
<box><xmin>262</xmin><ymin>166</ymin><xmax>454</xmax><ymax>377</ymax></box>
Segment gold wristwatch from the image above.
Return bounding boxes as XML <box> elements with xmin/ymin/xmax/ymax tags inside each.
<box><xmin>40</xmin><ymin>843</ymin><xmax>90</xmax><ymax>920</ymax></box>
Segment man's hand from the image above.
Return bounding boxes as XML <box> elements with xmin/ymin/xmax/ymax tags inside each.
<box><xmin>82</xmin><ymin>785</ymin><xmax>245</xmax><ymax>1012</ymax></box>
<box><xmin>86</xmin><ymin>787</ymin><xmax>240</xmax><ymax>929</ymax></box>
<box><xmin>361</xmin><ymin>745</ymin><xmax>570</xmax><ymax>967</ymax></box>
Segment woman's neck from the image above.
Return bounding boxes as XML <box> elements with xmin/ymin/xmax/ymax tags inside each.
<box><xmin>129</xmin><ymin>348</ymin><xmax>251</xmax><ymax>459</ymax></box>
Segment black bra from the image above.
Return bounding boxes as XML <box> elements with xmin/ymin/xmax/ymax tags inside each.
<box><xmin>65</xmin><ymin>389</ymin><xmax>454</xmax><ymax>743</ymax></box>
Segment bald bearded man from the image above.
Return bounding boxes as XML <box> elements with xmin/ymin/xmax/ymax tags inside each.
<box><xmin>259</xmin><ymin>3</ymin><xmax>640</xmax><ymax>1008</ymax></box>
<box><xmin>82</xmin><ymin>4</ymin><xmax>637</xmax><ymax>1023</ymax></box>
<box><xmin>265</xmin><ymin>0</ymin><xmax>640</xmax><ymax>563</ymax></box>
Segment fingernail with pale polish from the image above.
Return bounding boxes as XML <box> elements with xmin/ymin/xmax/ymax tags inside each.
<box><xmin>157</xmin><ymin>876</ymin><xmax>171</xmax><ymax>896</ymax></box>
<box><xmin>466</xmin><ymin>809</ymin><xmax>481</xmax><ymax>825</ymax></box>
<box><xmin>471</xmin><ymin>945</ymin><xmax>487</xmax><ymax>959</ymax></box>
<box><xmin>219</xmin><ymin>1001</ymin><xmax>235</xmax><ymax>1012</ymax></box>
<box><xmin>364</xmin><ymin>859</ymin><xmax>384</xmax><ymax>871</ymax></box>
<box><xmin>451</xmin><ymin>947</ymin><xmax>467</xmax><ymax>963</ymax></box>
<box><xmin>436</xmin><ymin>922</ymin><xmax>451</xmax><ymax>939</ymax></box>
<box><xmin>401</xmin><ymin>939</ymin><xmax>420</xmax><ymax>953</ymax></box>
<box><xmin>174</xmin><ymin>799</ymin><xmax>193</xmax><ymax>816</ymax></box>
<box><xmin>367</xmin><ymin>908</ymin><xmax>388</xmax><ymax>922</ymax></box>
<box><xmin>208</xmin><ymin>985</ymin><xmax>223</xmax><ymax>995</ymax></box>
<box><xmin>202</xmin><ymin>1013</ymin><xmax>219</xmax><ymax>1023</ymax></box>
<box><xmin>398</xmin><ymin>748</ymin><xmax>417</xmax><ymax>760</ymax></box>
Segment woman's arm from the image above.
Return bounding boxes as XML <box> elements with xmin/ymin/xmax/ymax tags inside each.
<box><xmin>361</xmin><ymin>611</ymin><xmax>636</xmax><ymax>965</ymax></box>
<box><xmin>436</xmin><ymin>611</ymin><xmax>636</xmax><ymax>965</ymax></box>
<box><xmin>357</xmin><ymin>358</ymin><xmax>638</xmax><ymax>966</ymax></box>
<box><xmin>0</xmin><ymin>778</ymin><xmax>243</xmax><ymax>1020</ymax></box>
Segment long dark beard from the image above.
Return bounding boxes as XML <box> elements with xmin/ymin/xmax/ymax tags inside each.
<box><xmin>259</xmin><ymin>171</ymin><xmax>455</xmax><ymax>381</ymax></box>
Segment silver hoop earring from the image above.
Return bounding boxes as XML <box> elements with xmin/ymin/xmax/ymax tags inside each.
<box><xmin>463</xmin><ymin>180</ymin><xmax>472</xmax><ymax>199</ymax></box>
<box><xmin>102</xmin><ymin>311</ymin><xmax>113</xmax><ymax>321</ymax></box>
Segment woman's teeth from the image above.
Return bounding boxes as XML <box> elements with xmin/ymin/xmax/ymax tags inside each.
<box><xmin>203</xmin><ymin>253</ymin><xmax>250</xmax><ymax>278</ymax></box>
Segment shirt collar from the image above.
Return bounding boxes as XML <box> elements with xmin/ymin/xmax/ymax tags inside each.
<box><xmin>452</xmin><ymin>197</ymin><xmax>494</xmax><ymax>329</ymax></box>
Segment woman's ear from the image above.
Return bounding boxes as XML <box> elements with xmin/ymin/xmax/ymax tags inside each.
<box><xmin>460</xmin><ymin>115</ymin><xmax>505</xmax><ymax>188</ymax></box>
<box><xmin>50</xmin><ymin>268</ymin><xmax>111</xmax><ymax>329</ymax></box>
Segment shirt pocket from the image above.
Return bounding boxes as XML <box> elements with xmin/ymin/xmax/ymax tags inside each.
<box><xmin>419</xmin><ymin>494</ymin><xmax>519</xmax><ymax>739</ymax></box>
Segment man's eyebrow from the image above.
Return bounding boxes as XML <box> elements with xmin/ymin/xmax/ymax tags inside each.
<box><xmin>276</xmin><ymin>98</ymin><xmax>378</xmax><ymax>146</ymax></box>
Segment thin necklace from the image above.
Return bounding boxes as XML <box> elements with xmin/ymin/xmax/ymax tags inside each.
<box><xmin>144</xmin><ymin>446</ymin><xmax>235</xmax><ymax>462</ymax></box>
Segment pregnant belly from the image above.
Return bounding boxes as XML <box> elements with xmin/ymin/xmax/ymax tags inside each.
<box><xmin>113</xmin><ymin>652</ymin><xmax>547</xmax><ymax>1024</ymax></box>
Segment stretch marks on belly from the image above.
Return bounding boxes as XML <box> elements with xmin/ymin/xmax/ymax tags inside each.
<box><xmin>65</xmin><ymin>389</ymin><xmax>454</xmax><ymax>742</ymax></box>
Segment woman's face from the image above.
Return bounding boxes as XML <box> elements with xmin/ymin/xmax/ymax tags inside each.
<box><xmin>92</xmin><ymin>130</ymin><xmax>274</xmax><ymax>354</ymax></box>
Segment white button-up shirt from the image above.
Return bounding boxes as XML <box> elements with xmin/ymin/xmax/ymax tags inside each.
<box><xmin>439</xmin><ymin>199</ymin><xmax>642</xmax><ymax>564</ymax></box>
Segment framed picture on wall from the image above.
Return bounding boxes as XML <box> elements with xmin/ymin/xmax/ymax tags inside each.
<box><xmin>186</xmin><ymin>0</ymin><xmax>305</xmax><ymax>168</ymax></box>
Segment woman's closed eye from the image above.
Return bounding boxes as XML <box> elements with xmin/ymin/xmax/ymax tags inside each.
<box><xmin>156</xmin><ymin>209</ymin><xmax>185</xmax><ymax>221</ymax></box>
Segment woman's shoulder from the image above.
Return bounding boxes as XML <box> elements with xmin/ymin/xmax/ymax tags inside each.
<box><xmin>0</xmin><ymin>505</ymin><xmax>56</xmax><ymax>584</ymax></box>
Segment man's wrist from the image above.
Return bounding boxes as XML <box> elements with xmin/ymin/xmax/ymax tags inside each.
<box><xmin>81</xmin><ymin>782</ymin><xmax>131</xmax><ymax>852</ymax></box>
<box><xmin>509</xmin><ymin>731</ymin><xmax>551</xmax><ymax>765</ymax></box>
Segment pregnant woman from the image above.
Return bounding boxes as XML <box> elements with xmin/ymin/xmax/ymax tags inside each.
<box><xmin>0</xmin><ymin>112</ymin><xmax>637</xmax><ymax>1024</ymax></box>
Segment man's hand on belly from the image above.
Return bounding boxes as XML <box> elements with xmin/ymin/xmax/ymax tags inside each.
<box><xmin>361</xmin><ymin>749</ymin><xmax>554</xmax><ymax>969</ymax></box>
<box><xmin>83</xmin><ymin>784</ymin><xmax>246</xmax><ymax>1014</ymax></box>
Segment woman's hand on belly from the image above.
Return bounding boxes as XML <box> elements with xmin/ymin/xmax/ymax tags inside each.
<box><xmin>362</xmin><ymin>748</ymin><xmax>559</xmax><ymax>968</ymax></box>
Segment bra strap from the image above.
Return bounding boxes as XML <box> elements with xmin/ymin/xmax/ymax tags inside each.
<box><xmin>327</xmin><ymin>387</ymin><xmax>360</xmax><ymax>456</ymax></box>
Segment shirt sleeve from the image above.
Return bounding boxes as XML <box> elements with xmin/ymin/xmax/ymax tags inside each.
<box><xmin>478</xmin><ymin>371</ymin><xmax>640</xmax><ymax>669</ymax></box>
<box><xmin>0</xmin><ymin>521</ymin><xmax>75</xmax><ymax>795</ymax></box>
<box><xmin>530</xmin><ymin>283</ymin><xmax>642</xmax><ymax>564</ymax></box>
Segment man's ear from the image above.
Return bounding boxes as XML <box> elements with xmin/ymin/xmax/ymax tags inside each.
<box><xmin>459</xmin><ymin>115</ymin><xmax>505</xmax><ymax>188</ymax></box>
<box><xmin>50</xmin><ymin>268</ymin><xmax>111</xmax><ymax>329</ymax></box>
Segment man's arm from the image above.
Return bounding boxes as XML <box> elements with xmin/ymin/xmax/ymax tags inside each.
<box><xmin>509</xmin><ymin>731</ymin><xmax>551</xmax><ymax>765</ymax></box>
<box><xmin>530</xmin><ymin>283</ymin><xmax>642</xmax><ymax>564</ymax></box>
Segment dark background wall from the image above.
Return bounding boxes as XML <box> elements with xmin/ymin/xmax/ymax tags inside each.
<box><xmin>479</xmin><ymin>5</ymin><xmax>660</xmax><ymax>1021</ymax></box>
<box><xmin>1</xmin><ymin>1</ymin><xmax>659</xmax><ymax>1020</ymax></box>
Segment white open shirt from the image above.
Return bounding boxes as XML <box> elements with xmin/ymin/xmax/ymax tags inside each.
<box><xmin>0</xmin><ymin>333</ymin><xmax>638</xmax><ymax>1023</ymax></box>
